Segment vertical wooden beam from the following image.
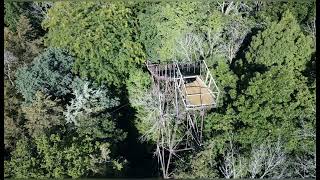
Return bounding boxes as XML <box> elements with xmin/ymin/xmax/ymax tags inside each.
<box><xmin>208</xmin><ymin>78</ymin><xmax>212</xmax><ymax>88</ymax></box>
<box><xmin>200</xmin><ymin>109</ymin><xmax>204</xmax><ymax>143</ymax></box>
<box><xmin>205</xmin><ymin>72</ymin><xmax>209</xmax><ymax>84</ymax></box>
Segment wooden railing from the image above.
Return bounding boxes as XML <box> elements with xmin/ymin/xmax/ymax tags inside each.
<box><xmin>200</xmin><ymin>60</ymin><xmax>220</xmax><ymax>108</ymax></box>
<box><xmin>146</xmin><ymin>61</ymin><xmax>178</xmax><ymax>81</ymax></box>
<box><xmin>146</xmin><ymin>60</ymin><xmax>220</xmax><ymax>110</ymax></box>
<box><xmin>174</xmin><ymin>61</ymin><xmax>187</xmax><ymax>108</ymax></box>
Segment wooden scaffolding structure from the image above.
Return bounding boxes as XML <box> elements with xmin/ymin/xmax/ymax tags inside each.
<box><xmin>146</xmin><ymin>60</ymin><xmax>220</xmax><ymax>178</ymax></box>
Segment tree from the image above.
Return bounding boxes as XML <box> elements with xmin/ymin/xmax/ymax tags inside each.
<box><xmin>207</xmin><ymin>57</ymin><xmax>238</xmax><ymax>107</ymax></box>
<box><xmin>173</xmin><ymin>139</ymin><xmax>223</xmax><ymax>179</ymax></box>
<box><xmin>4</xmin><ymin>2</ymin><xmax>24</xmax><ymax>31</ymax></box>
<box><xmin>138</xmin><ymin>2</ymin><xmax>209</xmax><ymax>62</ymax></box>
<box><xmin>64</xmin><ymin>77</ymin><xmax>125</xmax><ymax>141</ymax></box>
<box><xmin>247</xmin><ymin>138</ymin><xmax>287</xmax><ymax>178</ymax></box>
<box><xmin>254</xmin><ymin>1</ymin><xmax>316</xmax><ymax>27</ymax></box>
<box><xmin>4</xmin><ymin>15</ymin><xmax>43</xmax><ymax>67</ymax></box>
<box><xmin>22</xmin><ymin>91</ymin><xmax>64</xmax><ymax>138</ymax></box>
<box><xmin>43</xmin><ymin>2</ymin><xmax>145</xmax><ymax>87</ymax></box>
<box><xmin>216</xmin><ymin>136</ymin><xmax>287</xmax><ymax>179</ymax></box>
<box><xmin>5</xmin><ymin>2</ymin><xmax>50</xmax><ymax>34</ymax></box>
<box><xmin>4</xmin><ymin>137</ymin><xmax>44</xmax><ymax>178</ymax></box>
<box><xmin>65</xmin><ymin>77</ymin><xmax>120</xmax><ymax>125</ymax></box>
<box><xmin>5</xmin><ymin>133</ymin><xmax>125</xmax><ymax>178</ymax></box>
<box><xmin>173</xmin><ymin>9</ymin><xmax>223</xmax><ymax>63</ymax></box>
<box><xmin>219</xmin><ymin>16</ymin><xmax>253</xmax><ymax>64</ymax></box>
<box><xmin>33</xmin><ymin>134</ymin><xmax>118</xmax><ymax>178</ymax></box>
<box><xmin>219</xmin><ymin>137</ymin><xmax>247</xmax><ymax>179</ymax></box>
<box><xmin>234</xmin><ymin>11</ymin><xmax>314</xmax><ymax>149</ymax></box>
<box><xmin>215</xmin><ymin>1</ymin><xmax>253</xmax><ymax>16</ymax></box>
<box><xmin>15</xmin><ymin>48</ymin><xmax>74</xmax><ymax>103</ymax></box>
<box><xmin>4</xmin><ymin>80</ymin><xmax>24</xmax><ymax>151</ymax></box>
<box><xmin>232</xmin><ymin>11</ymin><xmax>314</xmax><ymax>150</ymax></box>
<box><xmin>235</xmin><ymin>67</ymin><xmax>314</xmax><ymax>150</ymax></box>
<box><xmin>245</xmin><ymin>10</ymin><xmax>313</xmax><ymax>74</ymax></box>
<box><xmin>126</xmin><ymin>68</ymin><xmax>160</xmax><ymax>142</ymax></box>
<box><xmin>292</xmin><ymin>117</ymin><xmax>316</xmax><ymax>178</ymax></box>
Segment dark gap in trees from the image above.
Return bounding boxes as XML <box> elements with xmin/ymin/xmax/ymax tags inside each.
<box><xmin>302</xmin><ymin>52</ymin><xmax>316</xmax><ymax>87</ymax></box>
<box><xmin>230</xmin><ymin>26</ymin><xmax>264</xmax><ymax>105</ymax></box>
<box><xmin>111</xmin><ymin>88</ymin><xmax>159</xmax><ymax>178</ymax></box>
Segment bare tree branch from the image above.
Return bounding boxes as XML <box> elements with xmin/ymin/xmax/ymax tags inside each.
<box><xmin>4</xmin><ymin>49</ymin><xmax>18</xmax><ymax>85</ymax></box>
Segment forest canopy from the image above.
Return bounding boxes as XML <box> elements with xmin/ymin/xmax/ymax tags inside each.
<box><xmin>4</xmin><ymin>1</ymin><xmax>316</xmax><ymax>179</ymax></box>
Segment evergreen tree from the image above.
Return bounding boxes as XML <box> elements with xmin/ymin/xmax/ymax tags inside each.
<box><xmin>15</xmin><ymin>48</ymin><xmax>74</xmax><ymax>103</ymax></box>
<box><xmin>245</xmin><ymin>10</ymin><xmax>313</xmax><ymax>74</ymax></box>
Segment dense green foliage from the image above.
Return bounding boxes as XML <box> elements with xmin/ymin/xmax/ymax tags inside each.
<box><xmin>5</xmin><ymin>134</ymin><xmax>123</xmax><ymax>178</ymax></box>
<box><xmin>246</xmin><ymin>11</ymin><xmax>313</xmax><ymax>72</ymax></box>
<box><xmin>255</xmin><ymin>1</ymin><xmax>316</xmax><ymax>26</ymax></box>
<box><xmin>43</xmin><ymin>2</ymin><xmax>145</xmax><ymax>87</ymax></box>
<box><xmin>233</xmin><ymin>11</ymin><xmax>314</xmax><ymax>152</ymax></box>
<box><xmin>66</xmin><ymin>77</ymin><xmax>125</xmax><ymax>140</ymax></box>
<box><xmin>4</xmin><ymin>1</ymin><xmax>316</xmax><ymax>179</ymax></box>
<box><xmin>4</xmin><ymin>2</ymin><xmax>22</xmax><ymax>31</ymax></box>
<box><xmin>138</xmin><ymin>2</ymin><xmax>207</xmax><ymax>62</ymax></box>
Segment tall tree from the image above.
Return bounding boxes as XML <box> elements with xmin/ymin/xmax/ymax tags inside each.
<box><xmin>43</xmin><ymin>2</ymin><xmax>145</xmax><ymax>87</ymax></box>
<box><xmin>126</xmin><ymin>68</ymin><xmax>158</xmax><ymax>141</ymax></box>
<box><xmin>234</xmin><ymin>10</ymin><xmax>315</xmax><ymax>153</ymax></box>
<box><xmin>4</xmin><ymin>80</ymin><xmax>24</xmax><ymax>150</ymax></box>
<box><xmin>15</xmin><ymin>48</ymin><xmax>74</xmax><ymax>103</ymax></box>
<box><xmin>5</xmin><ymin>2</ymin><xmax>50</xmax><ymax>34</ymax></box>
<box><xmin>22</xmin><ymin>91</ymin><xmax>64</xmax><ymax>138</ymax></box>
<box><xmin>5</xmin><ymin>2</ymin><xmax>25</xmax><ymax>31</ymax></box>
<box><xmin>137</xmin><ymin>2</ymin><xmax>209</xmax><ymax>62</ymax></box>
<box><xmin>65</xmin><ymin>77</ymin><xmax>125</xmax><ymax>141</ymax></box>
<box><xmin>4</xmin><ymin>137</ymin><xmax>44</xmax><ymax>178</ymax></box>
<box><xmin>254</xmin><ymin>1</ymin><xmax>316</xmax><ymax>27</ymax></box>
<box><xmin>4</xmin><ymin>15</ymin><xmax>42</xmax><ymax>67</ymax></box>
<box><xmin>245</xmin><ymin>10</ymin><xmax>313</xmax><ymax>74</ymax></box>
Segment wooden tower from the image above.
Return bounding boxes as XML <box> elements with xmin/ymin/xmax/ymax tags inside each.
<box><xmin>146</xmin><ymin>60</ymin><xmax>220</xmax><ymax>178</ymax></box>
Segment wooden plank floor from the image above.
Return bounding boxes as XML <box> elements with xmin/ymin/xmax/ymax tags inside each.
<box><xmin>183</xmin><ymin>76</ymin><xmax>215</xmax><ymax>107</ymax></box>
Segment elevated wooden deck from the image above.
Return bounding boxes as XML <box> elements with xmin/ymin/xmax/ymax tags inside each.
<box><xmin>146</xmin><ymin>60</ymin><xmax>220</xmax><ymax>110</ymax></box>
<box><xmin>183</xmin><ymin>76</ymin><xmax>215</xmax><ymax>107</ymax></box>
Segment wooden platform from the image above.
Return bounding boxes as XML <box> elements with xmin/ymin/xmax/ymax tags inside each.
<box><xmin>183</xmin><ymin>76</ymin><xmax>215</xmax><ymax>107</ymax></box>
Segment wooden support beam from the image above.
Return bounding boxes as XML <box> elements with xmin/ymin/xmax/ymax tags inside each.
<box><xmin>205</xmin><ymin>72</ymin><xmax>209</xmax><ymax>84</ymax></box>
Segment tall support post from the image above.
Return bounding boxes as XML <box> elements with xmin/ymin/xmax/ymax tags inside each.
<box><xmin>200</xmin><ymin>108</ymin><xmax>205</xmax><ymax>144</ymax></box>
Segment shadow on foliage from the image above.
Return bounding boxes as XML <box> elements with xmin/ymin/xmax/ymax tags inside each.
<box><xmin>231</xmin><ymin>27</ymin><xmax>269</xmax><ymax>95</ymax></box>
<box><xmin>302</xmin><ymin>52</ymin><xmax>316</xmax><ymax>87</ymax></box>
<box><xmin>110</xmin><ymin>88</ymin><xmax>159</xmax><ymax>178</ymax></box>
